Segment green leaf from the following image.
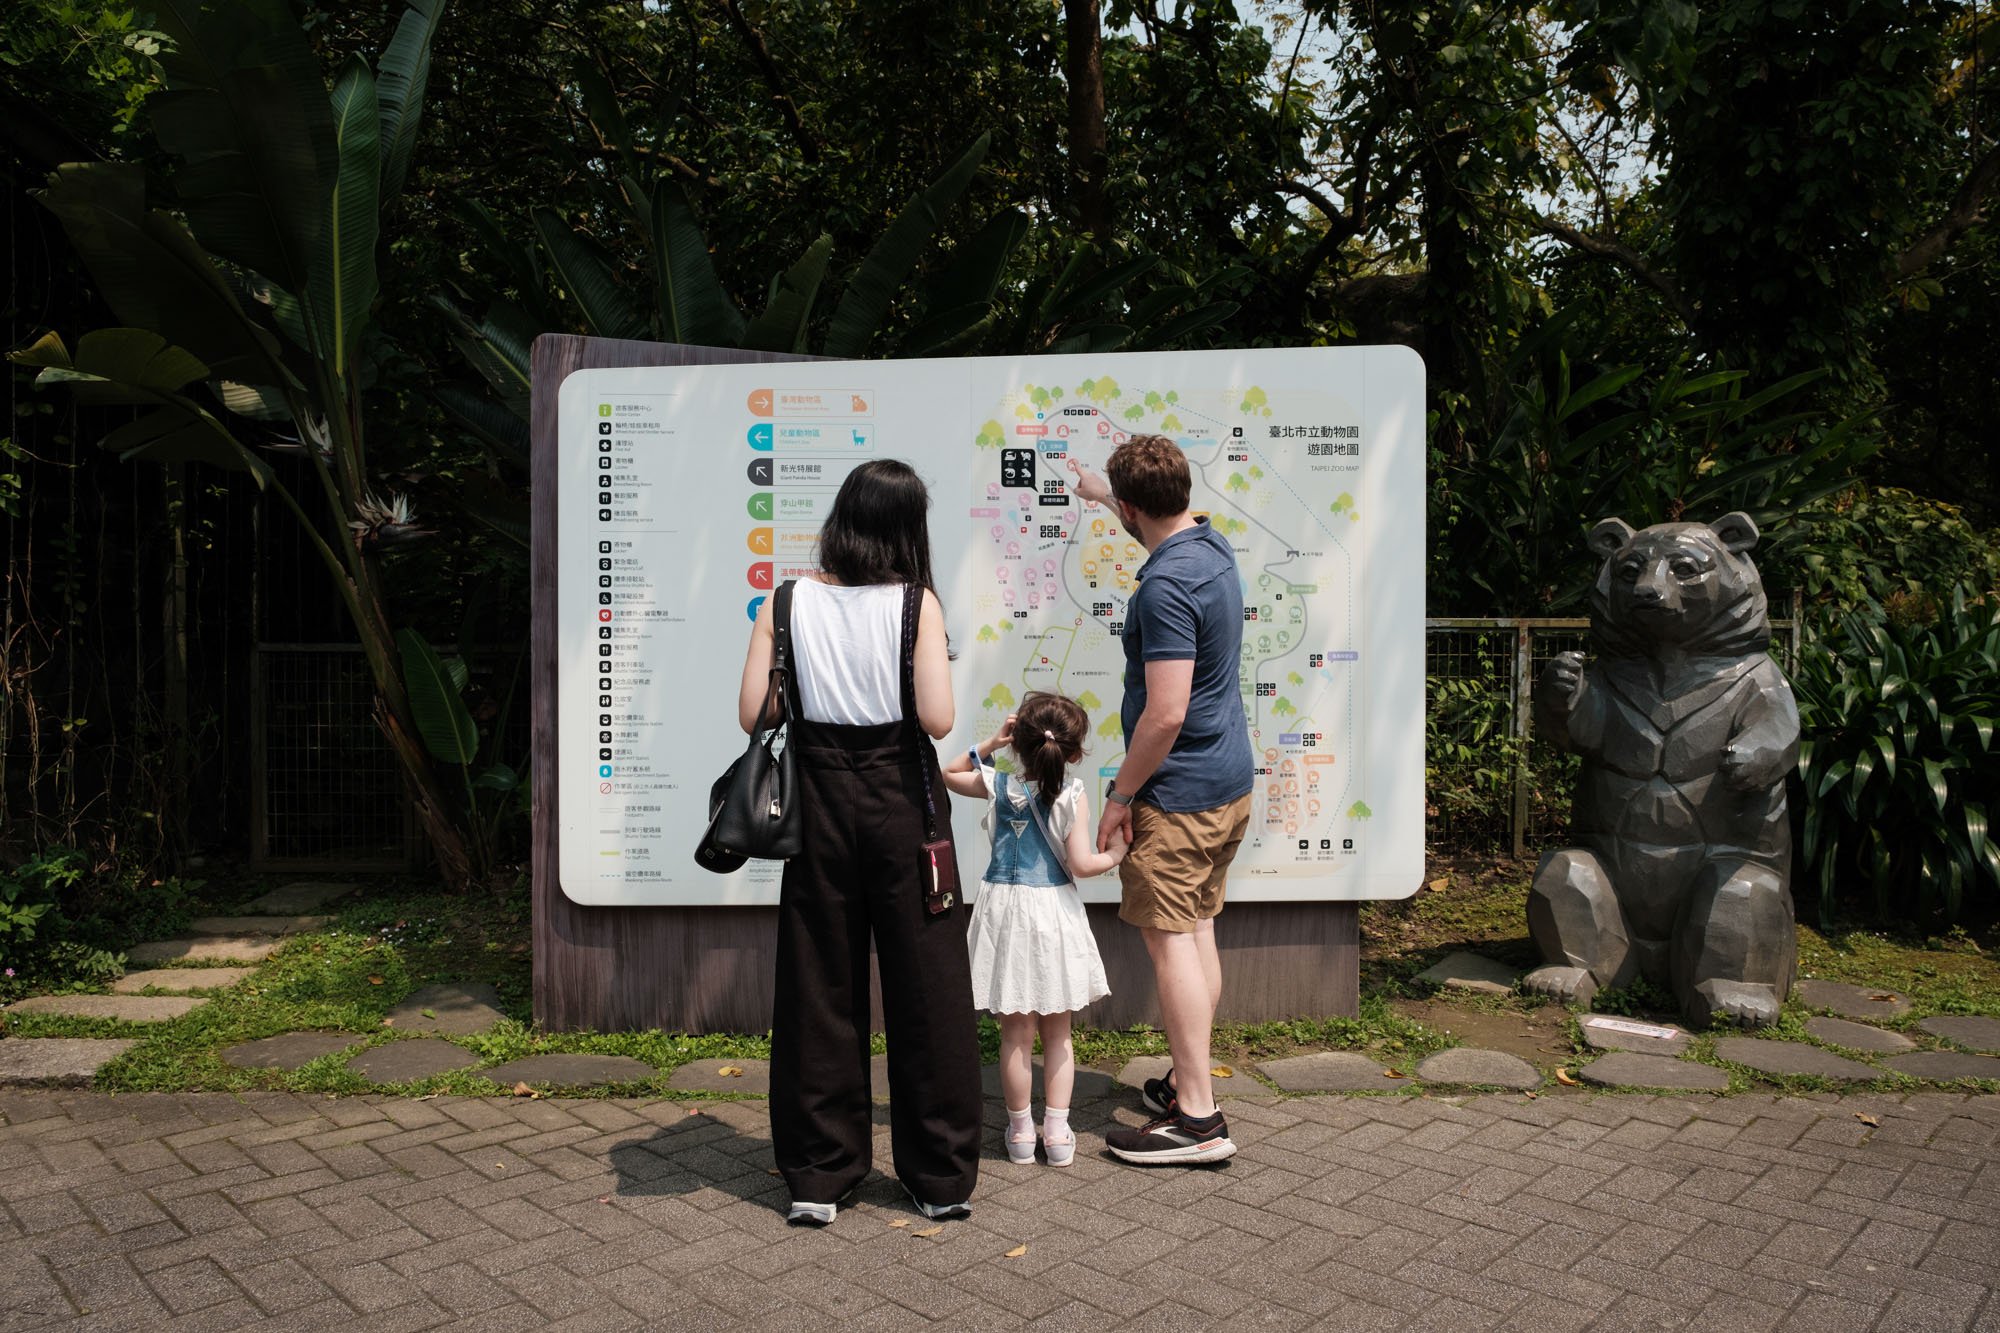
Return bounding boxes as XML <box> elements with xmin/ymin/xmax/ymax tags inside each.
<box><xmin>434</xmin><ymin>383</ymin><xmax>528</xmax><ymax>464</ymax></box>
<box><xmin>1045</xmin><ymin>254</ymin><xmax>1161</xmax><ymax>322</ymax></box>
<box><xmin>896</xmin><ymin>302</ymin><xmax>994</xmax><ymax>357</ymax></box>
<box><xmin>1922</xmin><ymin>757</ymin><xmax>1948</xmax><ymax>813</ymax></box>
<box><xmin>650</xmin><ymin>179</ymin><xmax>746</xmax><ymax>346</ymax></box>
<box><xmin>532</xmin><ymin>208</ymin><xmax>646</xmax><ymax>340</ymax></box>
<box><xmin>1554</xmin><ymin>364</ymin><xmax>1644</xmax><ymax>423</ymax></box>
<box><xmin>152</xmin><ymin>0</ymin><xmax>336</xmax><ymax>301</ymax></box>
<box><xmin>375</xmin><ymin>0</ymin><xmax>444</xmax><ymax>201</ymax></box>
<box><xmin>742</xmin><ymin>235</ymin><xmax>834</xmax><ymax>355</ymax></box>
<box><xmin>1044</xmin><ymin>324</ymin><xmax>1133</xmax><ymax>356</ymax></box>
<box><xmin>1132</xmin><ymin>301</ymin><xmax>1239</xmax><ymax>351</ymax></box>
<box><xmin>310</xmin><ymin>56</ymin><xmax>380</xmax><ymax>375</ymax></box>
<box><xmin>474</xmin><ymin>762</ymin><xmax>520</xmax><ymax>792</ymax></box>
<box><xmin>921</xmin><ymin>208</ymin><xmax>1028</xmax><ymax>311</ymax></box>
<box><xmin>395</xmin><ymin>628</ymin><xmax>478</xmax><ymax>765</ymax></box>
<box><xmin>823</xmin><ymin>133</ymin><xmax>991</xmax><ymax>358</ymax></box>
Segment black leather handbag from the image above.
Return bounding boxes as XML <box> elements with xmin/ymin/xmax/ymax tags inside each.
<box><xmin>695</xmin><ymin>580</ymin><xmax>801</xmax><ymax>873</ymax></box>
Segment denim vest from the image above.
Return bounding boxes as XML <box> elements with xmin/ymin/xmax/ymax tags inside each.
<box><xmin>984</xmin><ymin>772</ymin><xmax>1069</xmax><ymax>888</ymax></box>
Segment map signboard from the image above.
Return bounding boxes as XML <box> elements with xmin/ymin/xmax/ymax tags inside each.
<box><xmin>555</xmin><ymin>347</ymin><xmax>1423</xmax><ymax>906</ymax></box>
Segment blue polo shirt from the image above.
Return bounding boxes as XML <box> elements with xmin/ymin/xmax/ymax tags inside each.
<box><xmin>1120</xmin><ymin>517</ymin><xmax>1255</xmax><ymax>812</ymax></box>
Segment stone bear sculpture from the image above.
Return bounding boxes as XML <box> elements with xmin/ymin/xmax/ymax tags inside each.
<box><xmin>1525</xmin><ymin>512</ymin><xmax>1799</xmax><ymax>1028</ymax></box>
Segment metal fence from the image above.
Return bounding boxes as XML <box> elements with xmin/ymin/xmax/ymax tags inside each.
<box><xmin>249</xmin><ymin>645</ymin><xmax>414</xmax><ymax>871</ymax></box>
<box><xmin>1425</xmin><ymin>603</ymin><xmax>1803</xmax><ymax>858</ymax></box>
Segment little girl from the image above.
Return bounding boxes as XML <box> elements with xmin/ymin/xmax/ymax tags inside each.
<box><xmin>942</xmin><ymin>691</ymin><xmax>1124</xmax><ymax>1166</ymax></box>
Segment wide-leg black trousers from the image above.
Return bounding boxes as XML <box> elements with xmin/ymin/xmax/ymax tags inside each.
<box><xmin>771</xmin><ymin>718</ymin><xmax>982</xmax><ymax>1207</ymax></box>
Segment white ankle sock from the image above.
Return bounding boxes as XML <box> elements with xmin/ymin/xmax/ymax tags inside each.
<box><xmin>1043</xmin><ymin>1106</ymin><xmax>1071</xmax><ymax>1141</ymax></box>
<box><xmin>1007</xmin><ymin>1105</ymin><xmax>1034</xmax><ymax>1141</ymax></box>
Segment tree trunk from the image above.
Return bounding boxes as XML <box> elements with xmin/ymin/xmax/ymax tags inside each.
<box><xmin>1064</xmin><ymin>0</ymin><xmax>1109</xmax><ymax>239</ymax></box>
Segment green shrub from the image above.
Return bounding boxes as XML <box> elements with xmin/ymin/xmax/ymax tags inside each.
<box><xmin>1795</xmin><ymin>485</ymin><xmax>2000</xmax><ymax>620</ymax></box>
<box><xmin>1793</xmin><ymin>589</ymin><xmax>2000</xmax><ymax>925</ymax></box>
<box><xmin>1427</xmin><ymin>672</ymin><xmax>1522</xmax><ymax>848</ymax></box>
<box><xmin>0</xmin><ymin>851</ymin><xmax>198</xmax><ymax>998</ymax></box>
<box><xmin>0</xmin><ymin>851</ymin><xmax>85</xmax><ymax>960</ymax></box>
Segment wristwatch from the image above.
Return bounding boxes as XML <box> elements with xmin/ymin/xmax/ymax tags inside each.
<box><xmin>1104</xmin><ymin>782</ymin><xmax>1135</xmax><ymax>807</ymax></box>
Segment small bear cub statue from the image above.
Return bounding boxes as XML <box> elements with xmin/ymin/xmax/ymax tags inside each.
<box><xmin>1526</xmin><ymin>512</ymin><xmax>1799</xmax><ymax>1028</ymax></box>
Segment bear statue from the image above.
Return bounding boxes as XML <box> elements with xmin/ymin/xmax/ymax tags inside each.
<box><xmin>1524</xmin><ymin>511</ymin><xmax>1799</xmax><ymax>1028</ymax></box>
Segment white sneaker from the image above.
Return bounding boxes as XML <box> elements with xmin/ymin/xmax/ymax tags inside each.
<box><xmin>786</xmin><ymin>1200</ymin><xmax>837</xmax><ymax>1226</ymax></box>
<box><xmin>903</xmin><ymin>1183</ymin><xmax>971</xmax><ymax>1220</ymax></box>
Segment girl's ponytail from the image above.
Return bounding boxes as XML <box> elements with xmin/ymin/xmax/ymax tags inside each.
<box><xmin>1012</xmin><ymin>691</ymin><xmax>1090</xmax><ymax>807</ymax></box>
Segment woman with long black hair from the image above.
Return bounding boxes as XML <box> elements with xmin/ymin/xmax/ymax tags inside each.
<box><xmin>736</xmin><ymin>458</ymin><xmax>981</xmax><ymax>1225</ymax></box>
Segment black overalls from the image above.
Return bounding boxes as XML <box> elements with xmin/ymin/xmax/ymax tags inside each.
<box><xmin>770</xmin><ymin>583</ymin><xmax>982</xmax><ymax>1207</ymax></box>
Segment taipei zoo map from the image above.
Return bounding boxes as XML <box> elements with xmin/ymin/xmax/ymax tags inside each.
<box><xmin>555</xmin><ymin>347</ymin><xmax>1424</xmax><ymax>907</ymax></box>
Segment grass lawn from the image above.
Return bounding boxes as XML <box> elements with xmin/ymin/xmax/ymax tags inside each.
<box><xmin>3</xmin><ymin>858</ymin><xmax>1995</xmax><ymax>1097</ymax></box>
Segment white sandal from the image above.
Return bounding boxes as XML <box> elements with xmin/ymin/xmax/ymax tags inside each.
<box><xmin>1043</xmin><ymin>1125</ymin><xmax>1076</xmax><ymax>1168</ymax></box>
<box><xmin>1006</xmin><ymin>1128</ymin><xmax>1039</xmax><ymax>1164</ymax></box>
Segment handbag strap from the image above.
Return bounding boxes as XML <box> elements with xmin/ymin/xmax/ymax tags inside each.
<box><xmin>1015</xmin><ymin>774</ymin><xmax>1075</xmax><ymax>884</ymax></box>
<box><xmin>899</xmin><ymin>583</ymin><xmax>942</xmax><ymax>843</ymax></box>
<box><xmin>757</xmin><ymin>580</ymin><xmax>797</xmax><ymax>733</ymax></box>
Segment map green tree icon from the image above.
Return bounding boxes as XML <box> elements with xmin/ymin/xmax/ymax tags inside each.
<box><xmin>1087</xmin><ymin>376</ymin><xmax>1120</xmax><ymax>405</ymax></box>
<box><xmin>1240</xmin><ymin>386</ymin><xmax>1269</xmax><ymax>415</ymax></box>
<box><xmin>1097</xmin><ymin>714</ymin><xmax>1122</xmax><ymax>740</ymax></box>
<box><xmin>1272</xmin><ymin>697</ymin><xmax>1296</xmax><ymax>717</ymax></box>
<box><xmin>985</xmin><ymin>683</ymin><xmax>1016</xmax><ymax>710</ymax></box>
<box><xmin>1346</xmin><ymin>801</ymin><xmax>1372</xmax><ymax>819</ymax></box>
<box><xmin>1075</xmin><ymin>690</ymin><xmax>1102</xmax><ymax>711</ymax></box>
<box><xmin>1226</xmin><ymin>472</ymin><xmax>1249</xmax><ymax>494</ymax></box>
<box><xmin>1161</xmin><ymin>412</ymin><xmax>1183</xmax><ymax>432</ymax></box>
<box><xmin>975</xmin><ymin>420</ymin><xmax>1004</xmax><ymax>449</ymax></box>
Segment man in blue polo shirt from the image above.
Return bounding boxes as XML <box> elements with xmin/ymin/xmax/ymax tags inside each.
<box><xmin>1069</xmin><ymin>435</ymin><xmax>1254</xmax><ymax>1165</ymax></box>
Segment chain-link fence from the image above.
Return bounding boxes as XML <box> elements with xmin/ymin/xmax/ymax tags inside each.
<box><xmin>249</xmin><ymin>645</ymin><xmax>414</xmax><ymax>870</ymax></box>
<box><xmin>1426</xmin><ymin>604</ymin><xmax>1802</xmax><ymax>858</ymax></box>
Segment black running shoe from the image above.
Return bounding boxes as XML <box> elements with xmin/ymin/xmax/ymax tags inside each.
<box><xmin>1141</xmin><ymin>1068</ymin><xmax>1177</xmax><ymax>1116</ymax></box>
<box><xmin>1105</xmin><ymin>1108</ymin><xmax>1236</xmax><ymax>1165</ymax></box>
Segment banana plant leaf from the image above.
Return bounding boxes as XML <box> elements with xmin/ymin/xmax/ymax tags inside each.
<box><xmin>650</xmin><ymin>178</ymin><xmax>746</xmax><ymax>347</ymax></box>
<box><xmin>375</xmin><ymin>0</ymin><xmax>445</xmax><ymax>201</ymax></box>
<box><xmin>396</xmin><ymin>628</ymin><xmax>479</xmax><ymax>765</ymax></box>
<box><xmin>743</xmin><ymin>235</ymin><xmax>834</xmax><ymax>355</ymax></box>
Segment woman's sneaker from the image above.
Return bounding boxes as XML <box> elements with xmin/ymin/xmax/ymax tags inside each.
<box><xmin>786</xmin><ymin>1200</ymin><xmax>838</xmax><ymax>1226</ymax></box>
<box><xmin>1141</xmin><ymin>1068</ymin><xmax>1178</xmax><ymax>1116</ymax></box>
<box><xmin>1105</xmin><ymin>1108</ymin><xmax>1236</xmax><ymax>1165</ymax></box>
<box><xmin>904</xmin><ymin>1183</ymin><xmax>972</xmax><ymax>1220</ymax></box>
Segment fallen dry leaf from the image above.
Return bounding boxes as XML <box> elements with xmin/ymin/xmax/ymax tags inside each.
<box><xmin>1382</xmin><ymin>1069</ymin><xmax>1407</xmax><ymax>1079</ymax></box>
<box><xmin>911</xmin><ymin>1225</ymin><xmax>944</xmax><ymax>1238</ymax></box>
<box><xmin>888</xmin><ymin>1219</ymin><xmax>910</xmax><ymax>1229</ymax></box>
<box><xmin>512</xmin><ymin>1081</ymin><xmax>535</xmax><ymax>1097</ymax></box>
<box><xmin>686</xmin><ymin>1107</ymin><xmax>700</xmax><ymax>1116</ymax></box>
<box><xmin>1555</xmin><ymin>1068</ymin><xmax>1580</xmax><ymax>1086</ymax></box>
<box><xmin>1427</xmin><ymin>878</ymin><xmax>1448</xmax><ymax>893</ymax></box>
<box><xmin>1523</xmin><ymin>1091</ymin><xmax>1539</xmax><ymax>1100</ymax></box>
<box><xmin>1004</xmin><ymin>1243</ymin><xmax>1029</xmax><ymax>1258</ymax></box>
<box><xmin>415</xmin><ymin>1093</ymin><xmax>437</xmax><ymax>1101</ymax></box>
<box><xmin>381</xmin><ymin>1018</ymin><xmax>394</xmax><ymax>1027</ymax></box>
<box><xmin>1210</xmin><ymin>1065</ymin><xmax>1234</xmax><ymax>1078</ymax></box>
<box><xmin>767</xmin><ymin>1169</ymin><xmax>781</xmax><ymax>1177</ymax></box>
<box><xmin>1868</xmin><ymin>993</ymin><xmax>1897</xmax><ymax>1002</ymax></box>
<box><xmin>367</xmin><ymin>975</ymin><xmax>384</xmax><ymax>985</ymax></box>
<box><xmin>598</xmin><ymin>1196</ymin><xmax>611</xmax><ymax>1204</ymax></box>
<box><xmin>1855</xmin><ymin>1113</ymin><xmax>1881</xmax><ymax>1127</ymax></box>
<box><xmin>718</xmin><ymin>1066</ymin><xmax>744</xmax><ymax>1078</ymax></box>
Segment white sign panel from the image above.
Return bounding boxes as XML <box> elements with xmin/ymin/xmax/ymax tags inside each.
<box><xmin>556</xmin><ymin>347</ymin><xmax>1424</xmax><ymax>906</ymax></box>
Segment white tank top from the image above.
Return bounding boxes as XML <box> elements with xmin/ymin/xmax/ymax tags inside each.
<box><xmin>788</xmin><ymin>580</ymin><xmax>905</xmax><ymax>725</ymax></box>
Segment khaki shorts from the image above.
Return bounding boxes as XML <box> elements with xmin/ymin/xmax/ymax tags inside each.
<box><xmin>1117</xmin><ymin>795</ymin><xmax>1252</xmax><ymax>933</ymax></box>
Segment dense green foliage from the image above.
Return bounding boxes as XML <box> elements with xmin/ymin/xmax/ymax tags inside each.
<box><xmin>1794</xmin><ymin>590</ymin><xmax>2000</xmax><ymax>925</ymax></box>
<box><xmin>3</xmin><ymin>0</ymin><xmax>1997</xmax><ymax>923</ymax></box>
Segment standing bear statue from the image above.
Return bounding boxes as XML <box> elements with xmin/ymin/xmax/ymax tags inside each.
<box><xmin>1526</xmin><ymin>512</ymin><xmax>1799</xmax><ymax>1028</ymax></box>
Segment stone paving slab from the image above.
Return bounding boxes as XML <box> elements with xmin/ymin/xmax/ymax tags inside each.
<box><xmin>478</xmin><ymin>1053</ymin><xmax>657</xmax><ymax>1088</ymax></box>
<box><xmin>1714</xmin><ymin>1036</ymin><xmax>1882</xmax><ymax>1081</ymax></box>
<box><xmin>222</xmin><ymin>1031</ymin><xmax>362</xmax><ymax>1069</ymax></box>
<box><xmin>1579</xmin><ymin>1013</ymin><xmax>1693</xmax><ymax>1057</ymax></box>
<box><xmin>242</xmin><ymin>879</ymin><xmax>360</xmax><ymax>913</ymax></box>
<box><xmin>980</xmin><ymin>1058</ymin><xmax>1118</xmax><ymax>1102</ymax></box>
<box><xmin>1794</xmin><ymin>978</ymin><xmax>1913</xmax><ymax>1020</ymax></box>
<box><xmin>346</xmin><ymin>1038</ymin><xmax>482</xmax><ymax>1083</ymax></box>
<box><xmin>0</xmin><ymin>1086</ymin><xmax>1992</xmax><ymax>1332</ymax></box>
<box><xmin>187</xmin><ymin>912</ymin><xmax>331</xmax><ymax>936</ymax></box>
<box><xmin>385</xmin><ymin>982</ymin><xmax>507</xmax><ymax>1035</ymax></box>
<box><xmin>126</xmin><ymin>934</ymin><xmax>281</xmax><ymax>964</ymax></box>
<box><xmin>1256</xmin><ymin>1050</ymin><xmax>1395</xmax><ymax>1091</ymax></box>
<box><xmin>1919</xmin><ymin>1015</ymin><xmax>2000</xmax><ymax>1053</ymax></box>
<box><xmin>0</xmin><ymin>1038</ymin><xmax>136</xmax><ymax>1085</ymax></box>
<box><xmin>1414</xmin><ymin>1047</ymin><xmax>1541</xmax><ymax>1089</ymax></box>
<box><xmin>109</xmin><ymin>965</ymin><xmax>259</xmax><ymax>994</ymax></box>
<box><xmin>1114</xmin><ymin>1054</ymin><xmax>1173</xmax><ymax>1091</ymax></box>
<box><xmin>5</xmin><ymin>994</ymin><xmax>206</xmax><ymax>1022</ymax></box>
<box><xmin>1413</xmin><ymin>950</ymin><xmax>1519</xmax><ymax>996</ymax></box>
<box><xmin>1886</xmin><ymin>1050</ymin><xmax>2000</xmax><ymax>1082</ymax></box>
<box><xmin>1578</xmin><ymin>1050</ymin><xmax>1731</xmax><ymax>1090</ymax></box>
<box><xmin>1806</xmin><ymin>1015</ymin><xmax>1917</xmax><ymax>1053</ymax></box>
<box><xmin>669</xmin><ymin>1058</ymin><xmax>774</xmax><ymax>1094</ymax></box>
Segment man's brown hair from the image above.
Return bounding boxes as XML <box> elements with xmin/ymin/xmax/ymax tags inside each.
<box><xmin>1104</xmin><ymin>433</ymin><xmax>1190</xmax><ymax>520</ymax></box>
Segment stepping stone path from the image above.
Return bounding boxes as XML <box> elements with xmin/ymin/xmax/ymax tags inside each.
<box><xmin>222</xmin><ymin>1032</ymin><xmax>359</xmax><ymax>1070</ymax></box>
<box><xmin>669</xmin><ymin>1058</ymin><xmax>774</xmax><ymax>1095</ymax></box>
<box><xmin>1804</xmin><ymin>1016</ymin><xmax>1915</xmax><ymax>1054</ymax></box>
<box><xmin>241</xmin><ymin>881</ymin><xmax>357</xmax><ymax>914</ymax></box>
<box><xmin>979</xmin><ymin>1058</ymin><xmax>1117</xmax><ymax>1102</ymax></box>
<box><xmin>1884</xmin><ymin>1050</ymin><xmax>2000</xmax><ymax>1082</ymax></box>
<box><xmin>111</xmin><ymin>966</ymin><xmax>258</xmax><ymax>995</ymax></box>
<box><xmin>1713</xmin><ymin>1037</ymin><xmax>1880</xmax><ymax>1082</ymax></box>
<box><xmin>128</xmin><ymin>935</ymin><xmax>281</xmax><ymax>965</ymax></box>
<box><xmin>479</xmin><ymin>1053</ymin><xmax>657</xmax><ymax>1088</ymax></box>
<box><xmin>346</xmin><ymin>1039</ymin><xmax>480</xmax><ymax>1083</ymax></box>
<box><xmin>1257</xmin><ymin>1051</ymin><xmax>1398</xmax><ymax>1092</ymax></box>
<box><xmin>1116</xmin><ymin>1055</ymin><xmax>1174</xmax><ymax>1092</ymax></box>
<box><xmin>1415</xmin><ymin>1047</ymin><xmax>1540</xmax><ymax>1089</ymax></box>
<box><xmin>1579</xmin><ymin>1014</ymin><xmax>1693</xmax><ymax>1058</ymax></box>
<box><xmin>1916</xmin><ymin>1015</ymin><xmax>2000</xmax><ymax>1053</ymax></box>
<box><xmin>189</xmin><ymin>914</ymin><xmax>331</xmax><ymax>936</ymax></box>
<box><xmin>1578</xmin><ymin>1051</ymin><xmax>1729</xmax><ymax>1091</ymax></box>
<box><xmin>1415</xmin><ymin>951</ymin><xmax>1520</xmax><ymax>996</ymax></box>
<box><xmin>5</xmin><ymin>994</ymin><xmax>205</xmax><ymax>1022</ymax></box>
<box><xmin>1793</xmin><ymin>979</ymin><xmax>1911</xmax><ymax>1020</ymax></box>
<box><xmin>0</xmin><ymin>1038</ymin><xmax>136</xmax><ymax>1086</ymax></box>
<box><xmin>386</xmin><ymin>983</ymin><xmax>506</xmax><ymax>1036</ymax></box>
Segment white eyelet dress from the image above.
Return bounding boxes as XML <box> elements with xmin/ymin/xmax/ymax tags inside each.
<box><xmin>963</xmin><ymin>763</ymin><xmax>1111</xmax><ymax>1016</ymax></box>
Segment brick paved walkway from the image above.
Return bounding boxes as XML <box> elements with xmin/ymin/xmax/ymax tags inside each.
<box><xmin>2</xmin><ymin>1088</ymin><xmax>1995</xmax><ymax>1331</ymax></box>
